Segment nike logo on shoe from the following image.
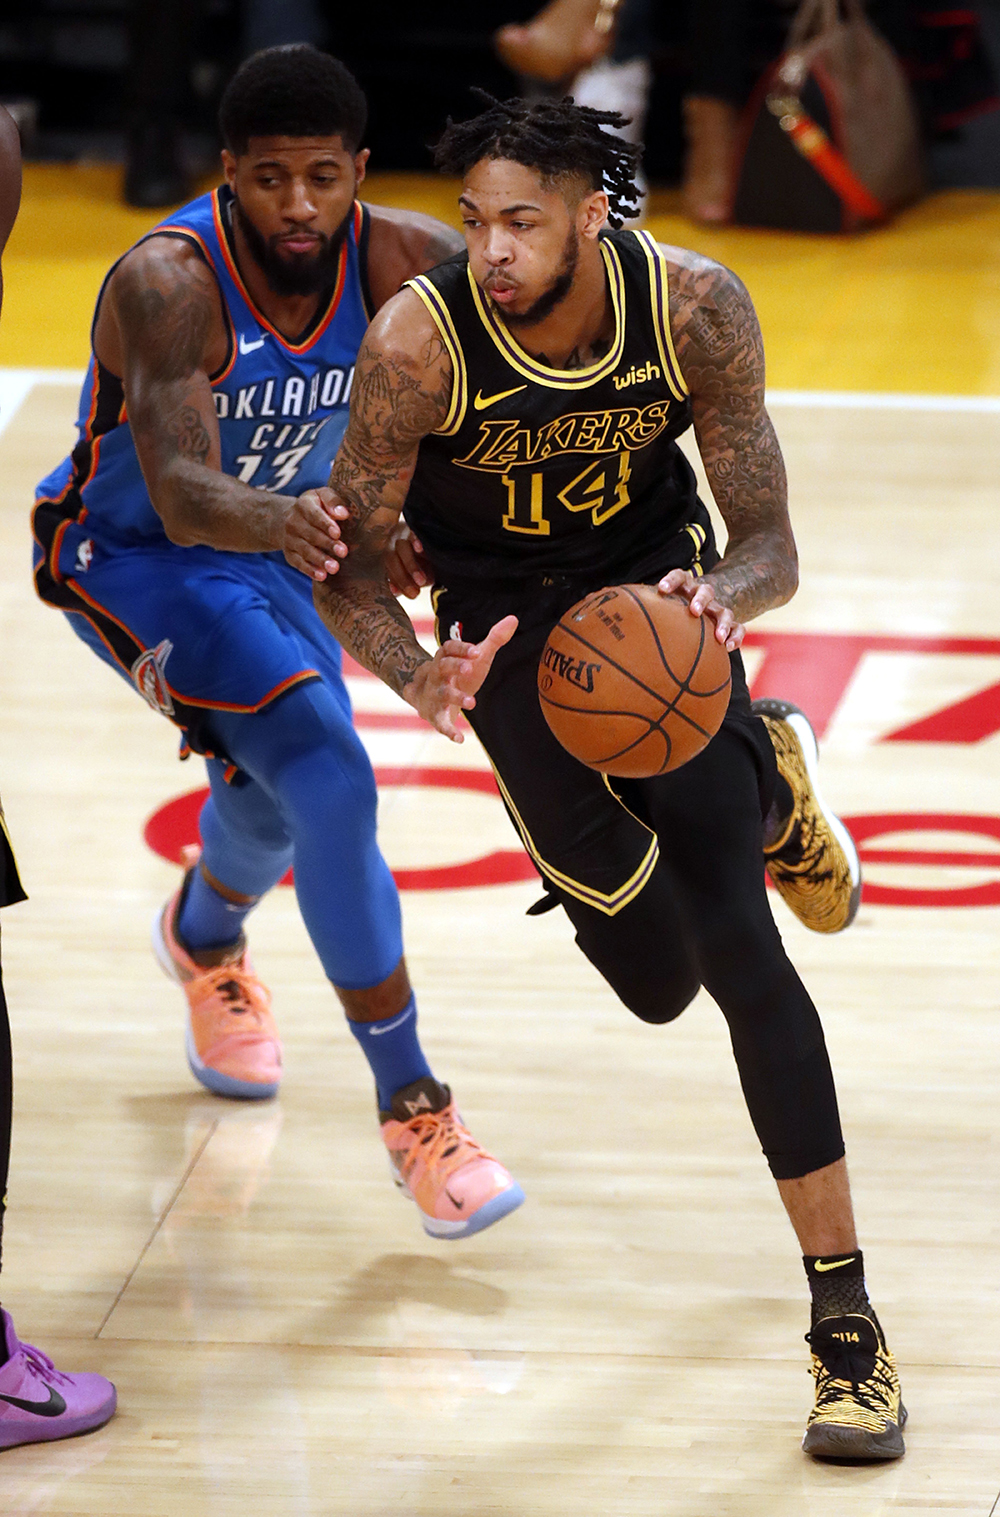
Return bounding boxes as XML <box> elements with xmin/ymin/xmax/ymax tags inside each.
<box><xmin>238</xmin><ymin>333</ymin><xmax>266</xmax><ymax>354</ymax></box>
<box><xmin>444</xmin><ymin>1189</ymin><xmax>465</xmax><ymax>1210</ymax></box>
<box><xmin>403</xmin><ymin>1091</ymin><xmax>434</xmax><ymax>1116</ymax></box>
<box><xmin>814</xmin><ymin>1258</ymin><xmax>855</xmax><ymax>1272</ymax></box>
<box><xmin>0</xmin><ymin>1386</ymin><xmax>67</xmax><ymax>1416</ymax></box>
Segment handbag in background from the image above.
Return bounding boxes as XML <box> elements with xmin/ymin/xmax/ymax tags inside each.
<box><xmin>732</xmin><ymin>0</ymin><xmax>925</xmax><ymax>232</ymax></box>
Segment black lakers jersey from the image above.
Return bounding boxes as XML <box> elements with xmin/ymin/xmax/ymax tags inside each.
<box><xmin>402</xmin><ymin>229</ymin><xmax>715</xmax><ymax>583</ymax></box>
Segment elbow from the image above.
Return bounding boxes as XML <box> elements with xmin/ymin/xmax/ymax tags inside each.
<box><xmin>157</xmin><ymin>497</ymin><xmax>199</xmax><ymax>547</ymax></box>
<box><xmin>778</xmin><ymin>548</ymin><xmax>799</xmax><ymax>606</ymax></box>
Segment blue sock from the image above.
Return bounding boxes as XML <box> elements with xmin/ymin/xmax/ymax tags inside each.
<box><xmin>347</xmin><ymin>995</ymin><xmax>433</xmax><ymax>1111</ymax></box>
<box><xmin>177</xmin><ymin>866</ymin><xmax>255</xmax><ymax>955</ymax></box>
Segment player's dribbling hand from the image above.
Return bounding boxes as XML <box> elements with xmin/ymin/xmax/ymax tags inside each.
<box><xmin>281</xmin><ymin>487</ymin><xmax>349</xmax><ymax>580</ymax></box>
<box><xmin>386</xmin><ymin>524</ymin><xmax>432</xmax><ymax>599</ymax></box>
<box><xmin>406</xmin><ymin>615</ymin><xmax>519</xmax><ymax>741</ymax></box>
<box><xmin>656</xmin><ymin>569</ymin><xmax>745</xmax><ymax>652</ymax></box>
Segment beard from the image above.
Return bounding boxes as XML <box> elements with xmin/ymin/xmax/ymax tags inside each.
<box><xmin>498</xmin><ymin>225</ymin><xmax>580</xmax><ymax>329</ymax></box>
<box><xmin>234</xmin><ymin>197</ymin><xmax>352</xmax><ymax>297</ymax></box>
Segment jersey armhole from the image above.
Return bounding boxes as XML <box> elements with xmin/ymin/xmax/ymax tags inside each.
<box><xmin>356</xmin><ymin>202</ymin><xmax>376</xmax><ymax>321</ymax></box>
<box><xmin>402</xmin><ymin>276</ymin><xmax>467</xmax><ymax>436</ymax></box>
<box><xmin>632</xmin><ymin>230</ymin><xmax>688</xmax><ymax>403</ymax></box>
<box><xmin>96</xmin><ymin>228</ymin><xmax>236</xmax><ymax>385</ymax></box>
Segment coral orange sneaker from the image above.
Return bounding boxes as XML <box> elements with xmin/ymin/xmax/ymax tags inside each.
<box><xmin>381</xmin><ymin>1076</ymin><xmax>525</xmax><ymax>1240</ymax></box>
<box><xmin>153</xmin><ymin>874</ymin><xmax>282</xmax><ymax>1100</ymax></box>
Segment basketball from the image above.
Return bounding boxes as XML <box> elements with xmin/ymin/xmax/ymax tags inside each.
<box><xmin>537</xmin><ymin>584</ymin><xmax>732</xmax><ymax>778</ymax></box>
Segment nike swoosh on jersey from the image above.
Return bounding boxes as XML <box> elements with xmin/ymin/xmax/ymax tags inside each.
<box><xmin>0</xmin><ymin>1385</ymin><xmax>67</xmax><ymax>1417</ymax></box>
<box><xmin>473</xmin><ymin>385</ymin><xmax>527</xmax><ymax>410</ymax></box>
<box><xmin>814</xmin><ymin>1258</ymin><xmax>855</xmax><ymax>1272</ymax></box>
<box><xmin>238</xmin><ymin>333</ymin><xmax>266</xmax><ymax>354</ymax></box>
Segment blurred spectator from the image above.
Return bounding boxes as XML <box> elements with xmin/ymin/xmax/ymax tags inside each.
<box><xmin>242</xmin><ymin>0</ymin><xmax>327</xmax><ymax>58</ymax></box>
<box><xmin>125</xmin><ymin>0</ymin><xmax>326</xmax><ymax>208</ymax></box>
<box><xmin>124</xmin><ymin>0</ymin><xmax>201</xmax><ymax>208</ymax></box>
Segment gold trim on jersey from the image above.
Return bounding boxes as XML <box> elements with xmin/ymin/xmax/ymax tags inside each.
<box><xmin>404</xmin><ymin>276</ymin><xmax>468</xmax><ymax>436</ymax></box>
<box><xmin>633</xmin><ymin>230</ymin><xmax>688</xmax><ymax>403</ymax></box>
<box><xmin>685</xmin><ymin>520</ymin><xmax>707</xmax><ymax>576</ymax></box>
<box><xmin>466</xmin><ymin>240</ymin><xmax>627</xmax><ymax>390</ymax></box>
<box><xmin>430</xmin><ymin>585</ymin><xmax>445</xmax><ymax>645</ymax></box>
<box><xmin>490</xmin><ymin>761</ymin><xmax>659</xmax><ymax>915</ymax></box>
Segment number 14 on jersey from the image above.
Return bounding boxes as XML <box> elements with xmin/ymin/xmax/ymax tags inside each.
<box><xmin>501</xmin><ymin>451</ymin><xmax>633</xmax><ymax>536</ymax></box>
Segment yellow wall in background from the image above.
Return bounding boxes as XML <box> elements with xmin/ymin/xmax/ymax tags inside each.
<box><xmin>2</xmin><ymin>163</ymin><xmax>998</xmax><ymax>394</ymax></box>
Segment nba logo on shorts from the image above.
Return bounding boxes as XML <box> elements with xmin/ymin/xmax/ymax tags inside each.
<box><xmin>131</xmin><ymin>639</ymin><xmax>175</xmax><ymax>716</ymax></box>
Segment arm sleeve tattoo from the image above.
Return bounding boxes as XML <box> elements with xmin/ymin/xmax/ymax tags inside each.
<box><xmin>669</xmin><ymin>255</ymin><xmax>798</xmax><ymax>623</ymax></box>
<box><xmin>313</xmin><ymin>313</ymin><xmax>452</xmax><ymax>698</ymax></box>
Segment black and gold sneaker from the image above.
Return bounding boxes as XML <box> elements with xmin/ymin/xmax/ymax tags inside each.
<box><xmin>754</xmin><ymin>698</ymin><xmax>861</xmax><ymax>934</ymax></box>
<box><xmin>803</xmin><ymin>1313</ymin><xmax>906</xmax><ymax>1460</ymax></box>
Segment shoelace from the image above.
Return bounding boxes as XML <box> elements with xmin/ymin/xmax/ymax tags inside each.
<box><xmin>397</xmin><ymin>1107</ymin><xmax>486</xmax><ymax>1180</ymax></box>
<box><xmin>14</xmin><ymin>1342</ymin><xmax>72</xmax><ymax>1389</ymax></box>
<box><xmin>812</xmin><ymin>1347</ymin><xmax>896</xmax><ymax>1414</ymax></box>
<box><xmin>191</xmin><ymin>963</ymin><xmax>272</xmax><ymax>1026</ymax></box>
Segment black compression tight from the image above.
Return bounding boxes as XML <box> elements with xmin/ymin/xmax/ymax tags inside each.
<box><xmin>557</xmin><ymin>726</ymin><xmax>845</xmax><ymax>1182</ymax></box>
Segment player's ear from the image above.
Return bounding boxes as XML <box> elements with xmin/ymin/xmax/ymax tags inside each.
<box><xmin>221</xmin><ymin>150</ymin><xmax>237</xmax><ymax>191</ymax></box>
<box><xmin>579</xmin><ymin>189</ymin><xmax>609</xmax><ymax>240</ymax></box>
<box><xmin>354</xmin><ymin>147</ymin><xmax>370</xmax><ymax>187</ymax></box>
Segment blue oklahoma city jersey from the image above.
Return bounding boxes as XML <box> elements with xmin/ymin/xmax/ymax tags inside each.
<box><xmin>33</xmin><ymin>187</ymin><xmax>377</xmax><ymax>753</ymax></box>
<box><xmin>36</xmin><ymin>185</ymin><xmax>371</xmax><ymax>546</ymax></box>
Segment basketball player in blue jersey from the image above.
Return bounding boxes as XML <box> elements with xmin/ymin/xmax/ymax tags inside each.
<box><xmin>0</xmin><ymin>106</ymin><xmax>117</xmax><ymax>1448</ymax></box>
<box><xmin>304</xmin><ymin>95</ymin><xmax>903</xmax><ymax>1459</ymax></box>
<box><xmin>33</xmin><ymin>48</ymin><xmax>524</xmax><ymax>1242</ymax></box>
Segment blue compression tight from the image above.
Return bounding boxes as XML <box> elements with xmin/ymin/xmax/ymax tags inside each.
<box><xmin>189</xmin><ymin>680</ymin><xmax>403</xmax><ymax>991</ymax></box>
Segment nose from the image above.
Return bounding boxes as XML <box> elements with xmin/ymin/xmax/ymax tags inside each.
<box><xmin>483</xmin><ymin>226</ymin><xmax>514</xmax><ymax>266</ymax></box>
<box><xmin>284</xmin><ymin>178</ymin><xmax>318</xmax><ymax>223</ymax></box>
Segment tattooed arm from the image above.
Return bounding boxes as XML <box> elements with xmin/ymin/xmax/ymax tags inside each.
<box><xmin>659</xmin><ymin>248</ymin><xmax>798</xmax><ymax>647</ymax></box>
<box><xmin>312</xmin><ymin>289</ymin><xmax>516</xmax><ymax>737</ymax></box>
<box><xmin>100</xmin><ymin>237</ymin><xmax>343</xmax><ymax>566</ymax></box>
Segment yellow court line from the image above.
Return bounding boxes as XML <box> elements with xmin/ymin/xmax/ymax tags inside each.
<box><xmin>2</xmin><ymin>168</ymin><xmax>999</xmax><ymax>391</ymax></box>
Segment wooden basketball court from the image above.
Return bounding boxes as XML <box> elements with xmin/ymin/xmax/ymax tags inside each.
<box><xmin>0</xmin><ymin>168</ymin><xmax>998</xmax><ymax>1514</ymax></box>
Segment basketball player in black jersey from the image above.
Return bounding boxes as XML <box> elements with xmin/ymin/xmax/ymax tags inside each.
<box><xmin>290</xmin><ymin>96</ymin><xmax>904</xmax><ymax>1459</ymax></box>
<box><xmin>0</xmin><ymin>106</ymin><xmax>116</xmax><ymax>1448</ymax></box>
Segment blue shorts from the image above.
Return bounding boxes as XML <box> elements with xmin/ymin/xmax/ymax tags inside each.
<box><xmin>33</xmin><ymin>508</ymin><xmax>346</xmax><ymax>759</ymax></box>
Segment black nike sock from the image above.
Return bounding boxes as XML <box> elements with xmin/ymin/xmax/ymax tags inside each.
<box><xmin>804</xmin><ymin>1251</ymin><xmax>873</xmax><ymax>1324</ymax></box>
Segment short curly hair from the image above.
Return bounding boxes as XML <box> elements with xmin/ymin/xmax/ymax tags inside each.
<box><xmin>434</xmin><ymin>92</ymin><xmax>642</xmax><ymax>229</ymax></box>
<box><xmin>219</xmin><ymin>46</ymin><xmax>368</xmax><ymax>156</ymax></box>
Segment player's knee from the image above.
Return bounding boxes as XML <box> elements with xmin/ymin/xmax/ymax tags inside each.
<box><xmin>621</xmin><ymin>971</ymin><xmax>700</xmax><ymax>1025</ymax></box>
<box><xmin>203</xmin><ymin>786</ymin><xmax>291</xmax><ymax>858</ymax></box>
<box><xmin>571</xmin><ymin>925</ymin><xmax>700</xmax><ymax>1025</ymax></box>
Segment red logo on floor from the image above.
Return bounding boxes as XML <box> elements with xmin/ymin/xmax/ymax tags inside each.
<box><xmin>144</xmin><ymin>632</ymin><xmax>1000</xmax><ymax>903</ymax></box>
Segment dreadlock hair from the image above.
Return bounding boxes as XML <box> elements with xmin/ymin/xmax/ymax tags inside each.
<box><xmin>433</xmin><ymin>91</ymin><xmax>642</xmax><ymax>229</ymax></box>
<box><xmin>219</xmin><ymin>46</ymin><xmax>367</xmax><ymax>156</ymax></box>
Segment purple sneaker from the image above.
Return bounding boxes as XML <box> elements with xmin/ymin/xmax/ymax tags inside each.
<box><xmin>0</xmin><ymin>1311</ymin><xmax>116</xmax><ymax>1450</ymax></box>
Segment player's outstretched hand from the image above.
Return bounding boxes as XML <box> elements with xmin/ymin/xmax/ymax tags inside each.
<box><xmin>282</xmin><ymin>487</ymin><xmax>349</xmax><ymax>580</ymax></box>
<box><xmin>386</xmin><ymin>524</ymin><xmax>432</xmax><ymax>599</ymax></box>
<box><xmin>406</xmin><ymin>615</ymin><xmax>519</xmax><ymax>741</ymax></box>
<box><xmin>657</xmin><ymin>569</ymin><xmax>745</xmax><ymax>652</ymax></box>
